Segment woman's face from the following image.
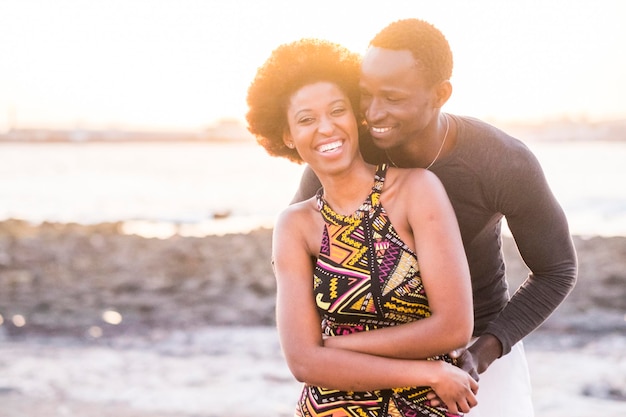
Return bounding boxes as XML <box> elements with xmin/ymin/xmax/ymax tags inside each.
<box><xmin>284</xmin><ymin>81</ymin><xmax>359</xmax><ymax>173</ymax></box>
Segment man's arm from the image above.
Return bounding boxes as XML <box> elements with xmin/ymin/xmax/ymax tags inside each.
<box><xmin>481</xmin><ymin>147</ymin><xmax>578</xmax><ymax>367</ymax></box>
<box><xmin>291</xmin><ymin>165</ymin><xmax>322</xmax><ymax>204</ymax></box>
<box><xmin>449</xmin><ymin>143</ymin><xmax>577</xmax><ymax>383</ymax></box>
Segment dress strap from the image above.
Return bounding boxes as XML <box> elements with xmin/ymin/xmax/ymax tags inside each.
<box><xmin>316</xmin><ymin>164</ymin><xmax>388</xmax><ymax>217</ymax></box>
<box><xmin>372</xmin><ymin>163</ymin><xmax>388</xmax><ymax>194</ymax></box>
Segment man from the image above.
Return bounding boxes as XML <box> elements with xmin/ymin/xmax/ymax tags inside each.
<box><xmin>291</xmin><ymin>19</ymin><xmax>578</xmax><ymax>416</ymax></box>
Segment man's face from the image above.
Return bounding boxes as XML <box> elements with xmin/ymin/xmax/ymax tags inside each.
<box><xmin>359</xmin><ymin>47</ymin><xmax>439</xmax><ymax>149</ymax></box>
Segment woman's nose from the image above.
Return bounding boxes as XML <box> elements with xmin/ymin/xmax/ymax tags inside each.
<box><xmin>318</xmin><ymin>116</ymin><xmax>334</xmax><ymax>135</ymax></box>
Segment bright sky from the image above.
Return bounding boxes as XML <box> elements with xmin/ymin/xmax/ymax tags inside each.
<box><xmin>1</xmin><ymin>0</ymin><xmax>625</xmax><ymax>132</ymax></box>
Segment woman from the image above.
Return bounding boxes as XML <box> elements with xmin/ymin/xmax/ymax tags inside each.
<box><xmin>246</xmin><ymin>39</ymin><xmax>477</xmax><ymax>416</ymax></box>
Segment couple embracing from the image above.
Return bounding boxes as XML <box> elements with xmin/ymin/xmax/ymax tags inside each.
<box><xmin>246</xmin><ymin>18</ymin><xmax>577</xmax><ymax>417</ymax></box>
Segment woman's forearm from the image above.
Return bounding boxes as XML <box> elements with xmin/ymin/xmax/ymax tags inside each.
<box><xmin>323</xmin><ymin>315</ymin><xmax>471</xmax><ymax>360</ymax></box>
<box><xmin>283</xmin><ymin>341</ymin><xmax>477</xmax><ymax>414</ymax></box>
<box><xmin>286</xmin><ymin>343</ymin><xmax>444</xmax><ymax>391</ymax></box>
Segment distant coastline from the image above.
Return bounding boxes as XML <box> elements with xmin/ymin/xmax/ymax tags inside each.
<box><xmin>497</xmin><ymin>118</ymin><xmax>626</xmax><ymax>142</ymax></box>
<box><xmin>1</xmin><ymin>118</ymin><xmax>625</xmax><ymax>143</ymax></box>
<box><xmin>0</xmin><ymin>118</ymin><xmax>255</xmax><ymax>143</ymax></box>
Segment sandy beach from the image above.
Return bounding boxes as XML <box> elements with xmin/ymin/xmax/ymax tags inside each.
<box><xmin>0</xmin><ymin>219</ymin><xmax>625</xmax><ymax>416</ymax></box>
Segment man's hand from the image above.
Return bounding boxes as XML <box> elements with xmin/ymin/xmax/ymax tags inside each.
<box><xmin>450</xmin><ymin>347</ymin><xmax>480</xmax><ymax>382</ymax></box>
<box><xmin>455</xmin><ymin>334</ymin><xmax>503</xmax><ymax>376</ymax></box>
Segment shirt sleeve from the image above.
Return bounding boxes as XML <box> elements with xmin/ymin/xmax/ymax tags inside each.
<box><xmin>290</xmin><ymin>164</ymin><xmax>322</xmax><ymax>204</ymax></box>
<box><xmin>484</xmin><ymin>146</ymin><xmax>578</xmax><ymax>355</ymax></box>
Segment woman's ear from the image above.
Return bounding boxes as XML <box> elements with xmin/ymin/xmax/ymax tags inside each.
<box><xmin>434</xmin><ymin>80</ymin><xmax>453</xmax><ymax>108</ymax></box>
<box><xmin>283</xmin><ymin>130</ymin><xmax>295</xmax><ymax>149</ymax></box>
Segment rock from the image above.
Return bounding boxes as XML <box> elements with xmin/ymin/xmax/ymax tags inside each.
<box><xmin>0</xmin><ymin>220</ymin><xmax>276</xmax><ymax>337</ymax></box>
<box><xmin>0</xmin><ymin>219</ymin><xmax>624</xmax><ymax>340</ymax></box>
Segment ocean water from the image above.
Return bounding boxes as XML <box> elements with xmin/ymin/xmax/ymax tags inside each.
<box><xmin>1</xmin><ymin>140</ymin><xmax>625</xmax><ymax>237</ymax></box>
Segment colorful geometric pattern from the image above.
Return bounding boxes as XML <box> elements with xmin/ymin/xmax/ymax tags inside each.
<box><xmin>295</xmin><ymin>164</ymin><xmax>458</xmax><ymax>417</ymax></box>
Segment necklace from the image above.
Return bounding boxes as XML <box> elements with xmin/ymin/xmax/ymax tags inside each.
<box><xmin>386</xmin><ymin>113</ymin><xmax>450</xmax><ymax>170</ymax></box>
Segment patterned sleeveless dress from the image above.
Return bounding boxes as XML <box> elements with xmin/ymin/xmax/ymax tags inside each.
<box><xmin>295</xmin><ymin>164</ymin><xmax>458</xmax><ymax>417</ymax></box>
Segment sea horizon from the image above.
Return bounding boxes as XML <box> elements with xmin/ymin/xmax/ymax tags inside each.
<box><xmin>2</xmin><ymin>133</ymin><xmax>625</xmax><ymax>238</ymax></box>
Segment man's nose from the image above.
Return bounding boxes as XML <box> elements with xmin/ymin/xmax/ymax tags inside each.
<box><xmin>365</xmin><ymin>97</ymin><xmax>386</xmax><ymax>123</ymax></box>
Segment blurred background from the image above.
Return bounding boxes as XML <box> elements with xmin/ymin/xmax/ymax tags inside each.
<box><xmin>0</xmin><ymin>0</ymin><xmax>626</xmax><ymax>234</ymax></box>
<box><xmin>2</xmin><ymin>0</ymin><xmax>625</xmax><ymax>131</ymax></box>
<box><xmin>0</xmin><ymin>0</ymin><xmax>625</xmax><ymax>236</ymax></box>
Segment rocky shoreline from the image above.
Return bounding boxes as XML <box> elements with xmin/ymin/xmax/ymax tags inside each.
<box><xmin>1</xmin><ymin>218</ymin><xmax>625</xmax><ymax>339</ymax></box>
<box><xmin>1</xmin><ymin>219</ymin><xmax>625</xmax><ymax>416</ymax></box>
<box><xmin>0</xmin><ymin>219</ymin><xmax>277</xmax><ymax>339</ymax></box>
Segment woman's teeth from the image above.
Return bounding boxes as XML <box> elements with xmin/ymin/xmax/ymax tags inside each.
<box><xmin>318</xmin><ymin>141</ymin><xmax>342</xmax><ymax>153</ymax></box>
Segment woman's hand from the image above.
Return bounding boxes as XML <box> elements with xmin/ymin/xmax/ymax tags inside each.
<box><xmin>428</xmin><ymin>361</ymin><xmax>479</xmax><ymax>415</ymax></box>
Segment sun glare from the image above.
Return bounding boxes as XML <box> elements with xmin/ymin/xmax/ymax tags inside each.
<box><xmin>1</xmin><ymin>0</ymin><xmax>625</xmax><ymax>132</ymax></box>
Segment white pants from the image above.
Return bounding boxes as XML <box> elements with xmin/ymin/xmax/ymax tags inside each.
<box><xmin>465</xmin><ymin>341</ymin><xmax>534</xmax><ymax>417</ymax></box>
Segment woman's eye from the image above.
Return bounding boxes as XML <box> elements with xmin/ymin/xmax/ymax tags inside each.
<box><xmin>298</xmin><ymin>116</ymin><xmax>314</xmax><ymax>124</ymax></box>
<box><xmin>331</xmin><ymin>107</ymin><xmax>346</xmax><ymax>116</ymax></box>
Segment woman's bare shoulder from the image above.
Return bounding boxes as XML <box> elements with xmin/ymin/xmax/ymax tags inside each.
<box><xmin>273</xmin><ymin>198</ymin><xmax>324</xmax><ymax>257</ymax></box>
<box><xmin>277</xmin><ymin>197</ymin><xmax>318</xmax><ymax>224</ymax></box>
<box><xmin>274</xmin><ymin>197</ymin><xmax>323</xmax><ymax>249</ymax></box>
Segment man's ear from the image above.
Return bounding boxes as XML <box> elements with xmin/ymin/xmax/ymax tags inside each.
<box><xmin>435</xmin><ymin>80</ymin><xmax>453</xmax><ymax>108</ymax></box>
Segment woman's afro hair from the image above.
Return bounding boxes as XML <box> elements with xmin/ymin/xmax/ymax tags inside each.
<box><xmin>246</xmin><ymin>38</ymin><xmax>362</xmax><ymax>163</ymax></box>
